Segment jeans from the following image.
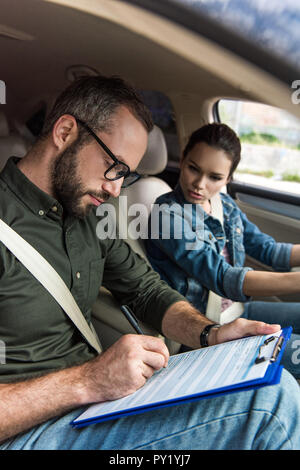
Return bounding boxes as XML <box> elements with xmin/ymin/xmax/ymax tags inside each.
<box><xmin>242</xmin><ymin>301</ymin><xmax>300</xmax><ymax>379</ymax></box>
<box><xmin>1</xmin><ymin>368</ymin><xmax>300</xmax><ymax>450</ymax></box>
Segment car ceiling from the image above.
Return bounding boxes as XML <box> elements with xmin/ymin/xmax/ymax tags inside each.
<box><xmin>1</xmin><ymin>0</ymin><xmax>298</xmax><ymax>123</ymax></box>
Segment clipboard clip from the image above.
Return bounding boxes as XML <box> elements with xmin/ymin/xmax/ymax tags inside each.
<box><xmin>255</xmin><ymin>335</ymin><xmax>284</xmax><ymax>364</ymax></box>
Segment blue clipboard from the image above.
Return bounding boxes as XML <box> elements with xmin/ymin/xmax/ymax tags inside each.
<box><xmin>71</xmin><ymin>327</ymin><xmax>292</xmax><ymax>429</ymax></box>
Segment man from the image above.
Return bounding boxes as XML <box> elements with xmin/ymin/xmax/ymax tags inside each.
<box><xmin>0</xmin><ymin>76</ymin><xmax>299</xmax><ymax>450</ymax></box>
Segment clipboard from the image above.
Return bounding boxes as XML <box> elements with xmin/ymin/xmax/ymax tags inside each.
<box><xmin>71</xmin><ymin>327</ymin><xmax>292</xmax><ymax>429</ymax></box>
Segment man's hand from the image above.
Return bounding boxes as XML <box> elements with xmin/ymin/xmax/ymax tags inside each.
<box><xmin>79</xmin><ymin>334</ymin><xmax>170</xmax><ymax>404</ymax></box>
<box><xmin>208</xmin><ymin>318</ymin><xmax>281</xmax><ymax>346</ymax></box>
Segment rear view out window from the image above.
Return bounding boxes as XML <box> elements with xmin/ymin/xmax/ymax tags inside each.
<box><xmin>217</xmin><ymin>99</ymin><xmax>300</xmax><ymax>195</ymax></box>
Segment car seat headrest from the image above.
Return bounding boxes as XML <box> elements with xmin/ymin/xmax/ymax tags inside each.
<box><xmin>137</xmin><ymin>125</ymin><xmax>168</xmax><ymax>176</ymax></box>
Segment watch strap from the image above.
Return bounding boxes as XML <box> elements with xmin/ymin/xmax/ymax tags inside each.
<box><xmin>200</xmin><ymin>323</ymin><xmax>221</xmax><ymax>348</ymax></box>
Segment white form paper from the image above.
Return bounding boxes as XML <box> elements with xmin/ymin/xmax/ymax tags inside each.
<box><xmin>73</xmin><ymin>331</ymin><xmax>281</xmax><ymax>426</ymax></box>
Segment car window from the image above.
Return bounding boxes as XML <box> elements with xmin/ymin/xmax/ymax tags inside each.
<box><xmin>170</xmin><ymin>0</ymin><xmax>300</xmax><ymax>69</ymax></box>
<box><xmin>217</xmin><ymin>99</ymin><xmax>300</xmax><ymax>196</ymax></box>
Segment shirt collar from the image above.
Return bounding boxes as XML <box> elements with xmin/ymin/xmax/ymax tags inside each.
<box><xmin>0</xmin><ymin>157</ymin><xmax>63</xmax><ymax>219</ymax></box>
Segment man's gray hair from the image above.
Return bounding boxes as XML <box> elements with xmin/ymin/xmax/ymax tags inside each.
<box><xmin>40</xmin><ymin>75</ymin><xmax>153</xmax><ymax>144</ymax></box>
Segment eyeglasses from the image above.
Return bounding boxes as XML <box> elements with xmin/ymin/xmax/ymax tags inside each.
<box><xmin>75</xmin><ymin>118</ymin><xmax>141</xmax><ymax>188</ymax></box>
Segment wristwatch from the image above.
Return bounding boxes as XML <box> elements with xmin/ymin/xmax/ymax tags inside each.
<box><xmin>200</xmin><ymin>323</ymin><xmax>221</xmax><ymax>348</ymax></box>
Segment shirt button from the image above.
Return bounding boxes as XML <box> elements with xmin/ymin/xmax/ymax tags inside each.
<box><xmin>76</xmin><ymin>271</ymin><xmax>81</xmax><ymax>279</ymax></box>
<box><xmin>52</xmin><ymin>205</ymin><xmax>58</xmax><ymax>212</ymax></box>
<box><xmin>38</xmin><ymin>210</ymin><xmax>44</xmax><ymax>216</ymax></box>
<box><xmin>236</xmin><ymin>228</ymin><xmax>241</xmax><ymax>233</ymax></box>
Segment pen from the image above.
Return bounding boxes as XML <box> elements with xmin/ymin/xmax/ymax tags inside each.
<box><xmin>120</xmin><ymin>305</ymin><xmax>144</xmax><ymax>335</ymax></box>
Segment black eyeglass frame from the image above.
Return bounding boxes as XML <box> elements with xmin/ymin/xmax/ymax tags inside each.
<box><xmin>75</xmin><ymin>117</ymin><xmax>141</xmax><ymax>188</ymax></box>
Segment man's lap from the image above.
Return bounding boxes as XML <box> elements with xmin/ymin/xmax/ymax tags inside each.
<box><xmin>2</xmin><ymin>369</ymin><xmax>299</xmax><ymax>450</ymax></box>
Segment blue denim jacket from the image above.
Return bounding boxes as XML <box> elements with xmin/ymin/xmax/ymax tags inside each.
<box><xmin>146</xmin><ymin>184</ymin><xmax>292</xmax><ymax>314</ymax></box>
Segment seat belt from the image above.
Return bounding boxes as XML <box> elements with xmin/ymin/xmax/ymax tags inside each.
<box><xmin>205</xmin><ymin>194</ymin><xmax>244</xmax><ymax>324</ymax></box>
<box><xmin>0</xmin><ymin>218</ymin><xmax>102</xmax><ymax>354</ymax></box>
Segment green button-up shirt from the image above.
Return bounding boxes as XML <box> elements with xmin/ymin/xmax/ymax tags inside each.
<box><xmin>0</xmin><ymin>158</ymin><xmax>185</xmax><ymax>383</ymax></box>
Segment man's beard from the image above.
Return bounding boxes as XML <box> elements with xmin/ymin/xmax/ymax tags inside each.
<box><xmin>51</xmin><ymin>142</ymin><xmax>109</xmax><ymax>219</ymax></box>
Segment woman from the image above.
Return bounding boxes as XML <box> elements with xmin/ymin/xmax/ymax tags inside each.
<box><xmin>146</xmin><ymin>123</ymin><xmax>300</xmax><ymax>377</ymax></box>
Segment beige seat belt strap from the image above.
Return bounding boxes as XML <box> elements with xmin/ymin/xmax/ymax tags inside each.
<box><xmin>205</xmin><ymin>194</ymin><xmax>244</xmax><ymax>324</ymax></box>
<box><xmin>205</xmin><ymin>194</ymin><xmax>223</xmax><ymax>322</ymax></box>
<box><xmin>0</xmin><ymin>219</ymin><xmax>102</xmax><ymax>354</ymax></box>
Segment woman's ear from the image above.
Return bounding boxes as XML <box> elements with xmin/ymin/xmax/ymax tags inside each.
<box><xmin>226</xmin><ymin>174</ymin><xmax>233</xmax><ymax>184</ymax></box>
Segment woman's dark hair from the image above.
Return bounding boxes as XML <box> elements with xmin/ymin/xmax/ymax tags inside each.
<box><xmin>183</xmin><ymin>123</ymin><xmax>241</xmax><ymax>177</ymax></box>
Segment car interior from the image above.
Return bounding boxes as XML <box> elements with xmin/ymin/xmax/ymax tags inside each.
<box><xmin>1</xmin><ymin>0</ymin><xmax>300</xmax><ymax>352</ymax></box>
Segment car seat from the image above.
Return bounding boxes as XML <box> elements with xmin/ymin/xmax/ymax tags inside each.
<box><xmin>92</xmin><ymin>125</ymin><xmax>181</xmax><ymax>353</ymax></box>
<box><xmin>113</xmin><ymin>124</ymin><xmax>172</xmax><ymax>259</ymax></box>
